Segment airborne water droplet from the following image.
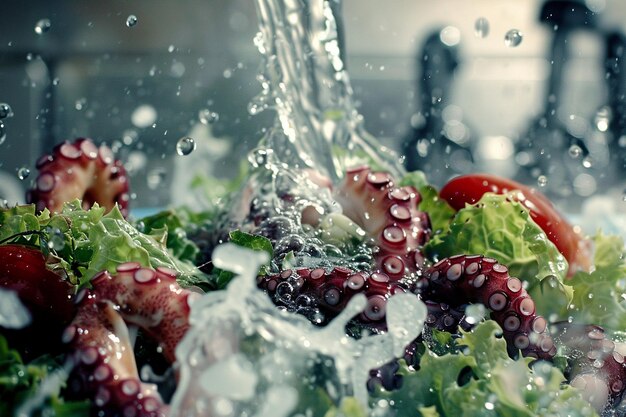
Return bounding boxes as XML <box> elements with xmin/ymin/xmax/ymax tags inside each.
<box><xmin>568</xmin><ymin>144</ymin><xmax>582</xmax><ymax>158</ymax></box>
<box><xmin>0</xmin><ymin>103</ymin><xmax>13</xmax><ymax>119</ymax></box>
<box><xmin>474</xmin><ymin>17</ymin><xmax>490</xmax><ymax>38</ymax></box>
<box><xmin>176</xmin><ymin>137</ymin><xmax>196</xmax><ymax>156</ymax></box>
<box><xmin>0</xmin><ymin>121</ymin><xmax>6</xmax><ymax>145</ymax></box>
<box><xmin>504</xmin><ymin>29</ymin><xmax>523</xmax><ymax>47</ymax></box>
<box><xmin>198</xmin><ymin>109</ymin><xmax>219</xmax><ymax>125</ymax></box>
<box><xmin>34</xmin><ymin>19</ymin><xmax>51</xmax><ymax>35</ymax></box>
<box><xmin>17</xmin><ymin>167</ymin><xmax>30</xmax><ymax>180</ymax></box>
<box><xmin>126</xmin><ymin>15</ymin><xmax>138</xmax><ymax>27</ymax></box>
<box><xmin>537</xmin><ymin>175</ymin><xmax>548</xmax><ymax>187</ymax></box>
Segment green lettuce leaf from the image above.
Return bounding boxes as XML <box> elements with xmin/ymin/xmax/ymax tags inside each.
<box><xmin>323</xmin><ymin>398</ymin><xmax>368</xmax><ymax>417</ymax></box>
<box><xmin>398</xmin><ymin>171</ymin><xmax>455</xmax><ymax>236</ymax></box>
<box><xmin>137</xmin><ymin>209</ymin><xmax>200</xmax><ymax>263</ymax></box>
<box><xmin>563</xmin><ymin>233</ymin><xmax>626</xmax><ymax>332</ymax></box>
<box><xmin>424</xmin><ymin>193</ymin><xmax>571</xmax><ymax>318</ymax></box>
<box><xmin>372</xmin><ymin>321</ymin><xmax>597</xmax><ymax>417</ymax></box>
<box><xmin>0</xmin><ymin>201</ymin><xmax>210</xmax><ymax>290</ymax></box>
<box><xmin>210</xmin><ymin>230</ymin><xmax>274</xmax><ymax>289</ymax></box>
<box><xmin>0</xmin><ymin>334</ymin><xmax>90</xmax><ymax>417</ymax></box>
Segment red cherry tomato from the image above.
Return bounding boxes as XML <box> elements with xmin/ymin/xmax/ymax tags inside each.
<box><xmin>439</xmin><ymin>174</ymin><xmax>591</xmax><ymax>274</ymax></box>
<box><xmin>0</xmin><ymin>244</ymin><xmax>75</xmax><ymax>322</ymax></box>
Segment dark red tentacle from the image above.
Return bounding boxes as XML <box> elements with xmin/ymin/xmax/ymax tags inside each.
<box><xmin>422</xmin><ymin>254</ymin><xmax>555</xmax><ymax>360</ymax></box>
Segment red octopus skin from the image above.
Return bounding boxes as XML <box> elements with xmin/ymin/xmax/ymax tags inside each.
<box><xmin>259</xmin><ymin>267</ymin><xmax>468</xmax><ymax>333</ymax></box>
<box><xmin>26</xmin><ymin>138</ymin><xmax>130</xmax><ymax>217</ymax></box>
<box><xmin>335</xmin><ymin>166</ymin><xmax>431</xmax><ymax>280</ymax></box>
<box><xmin>553</xmin><ymin>323</ymin><xmax>626</xmax><ymax>412</ymax></box>
<box><xmin>64</xmin><ymin>262</ymin><xmax>198</xmax><ymax>416</ymax></box>
<box><xmin>422</xmin><ymin>254</ymin><xmax>555</xmax><ymax>360</ymax></box>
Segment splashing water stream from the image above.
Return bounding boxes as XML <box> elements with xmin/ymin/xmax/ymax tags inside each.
<box><xmin>170</xmin><ymin>244</ymin><xmax>426</xmax><ymax>416</ymax></box>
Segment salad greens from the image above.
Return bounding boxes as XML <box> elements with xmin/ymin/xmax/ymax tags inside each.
<box><xmin>424</xmin><ymin>192</ymin><xmax>572</xmax><ymax>319</ymax></box>
<box><xmin>372</xmin><ymin>320</ymin><xmax>598</xmax><ymax>417</ymax></box>
<box><xmin>563</xmin><ymin>232</ymin><xmax>626</xmax><ymax>332</ymax></box>
<box><xmin>0</xmin><ymin>200</ymin><xmax>210</xmax><ymax>290</ymax></box>
<box><xmin>0</xmin><ymin>335</ymin><xmax>90</xmax><ymax>417</ymax></box>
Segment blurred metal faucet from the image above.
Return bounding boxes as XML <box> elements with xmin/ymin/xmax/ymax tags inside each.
<box><xmin>603</xmin><ymin>31</ymin><xmax>626</xmax><ymax>176</ymax></box>
<box><xmin>403</xmin><ymin>29</ymin><xmax>474</xmax><ymax>186</ymax></box>
<box><xmin>515</xmin><ymin>0</ymin><xmax>597</xmax><ymax>198</ymax></box>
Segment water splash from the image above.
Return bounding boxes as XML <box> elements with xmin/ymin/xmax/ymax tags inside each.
<box><xmin>170</xmin><ymin>244</ymin><xmax>426</xmax><ymax>415</ymax></box>
<box><xmin>252</xmin><ymin>0</ymin><xmax>403</xmax><ymax>182</ymax></box>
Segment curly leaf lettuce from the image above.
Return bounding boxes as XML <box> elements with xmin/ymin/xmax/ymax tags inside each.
<box><xmin>0</xmin><ymin>201</ymin><xmax>210</xmax><ymax>290</ymax></box>
<box><xmin>373</xmin><ymin>321</ymin><xmax>597</xmax><ymax>417</ymax></box>
<box><xmin>399</xmin><ymin>171</ymin><xmax>456</xmax><ymax>235</ymax></box>
<box><xmin>424</xmin><ymin>193</ymin><xmax>571</xmax><ymax>318</ymax></box>
<box><xmin>564</xmin><ymin>233</ymin><xmax>626</xmax><ymax>332</ymax></box>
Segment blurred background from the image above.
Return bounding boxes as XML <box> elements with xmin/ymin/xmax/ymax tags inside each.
<box><xmin>0</xmin><ymin>0</ymin><xmax>624</xmax><ymax>217</ymax></box>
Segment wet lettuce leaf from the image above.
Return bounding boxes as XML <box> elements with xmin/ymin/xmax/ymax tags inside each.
<box><xmin>424</xmin><ymin>193</ymin><xmax>571</xmax><ymax>319</ymax></box>
<box><xmin>398</xmin><ymin>171</ymin><xmax>455</xmax><ymax>236</ymax></box>
<box><xmin>211</xmin><ymin>230</ymin><xmax>274</xmax><ymax>289</ymax></box>
<box><xmin>0</xmin><ymin>334</ymin><xmax>90</xmax><ymax>417</ymax></box>
<box><xmin>563</xmin><ymin>233</ymin><xmax>626</xmax><ymax>332</ymax></box>
<box><xmin>0</xmin><ymin>201</ymin><xmax>210</xmax><ymax>290</ymax></box>
<box><xmin>372</xmin><ymin>321</ymin><xmax>597</xmax><ymax>417</ymax></box>
<box><xmin>323</xmin><ymin>397</ymin><xmax>367</xmax><ymax>417</ymax></box>
<box><xmin>138</xmin><ymin>209</ymin><xmax>201</xmax><ymax>263</ymax></box>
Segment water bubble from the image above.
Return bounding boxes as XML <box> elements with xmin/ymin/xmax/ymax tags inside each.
<box><xmin>582</xmin><ymin>156</ymin><xmax>593</xmax><ymax>168</ymax></box>
<box><xmin>0</xmin><ymin>103</ymin><xmax>13</xmax><ymax>119</ymax></box>
<box><xmin>537</xmin><ymin>175</ymin><xmax>548</xmax><ymax>187</ymax></box>
<box><xmin>504</xmin><ymin>29</ymin><xmax>523</xmax><ymax>47</ymax></box>
<box><xmin>248</xmin><ymin>148</ymin><xmax>274</xmax><ymax>167</ymax></box>
<box><xmin>17</xmin><ymin>167</ymin><xmax>30</xmax><ymax>180</ymax></box>
<box><xmin>126</xmin><ymin>15</ymin><xmax>138</xmax><ymax>27</ymax></box>
<box><xmin>34</xmin><ymin>19</ymin><xmax>51</xmax><ymax>35</ymax></box>
<box><xmin>131</xmin><ymin>104</ymin><xmax>157</xmax><ymax>128</ymax></box>
<box><xmin>198</xmin><ymin>109</ymin><xmax>219</xmax><ymax>125</ymax></box>
<box><xmin>595</xmin><ymin>106</ymin><xmax>611</xmax><ymax>132</ymax></box>
<box><xmin>75</xmin><ymin>98</ymin><xmax>87</xmax><ymax>111</ymax></box>
<box><xmin>568</xmin><ymin>144</ymin><xmax>582</xmax><ymax>158</ymax></box>
<box><xmin>0</xmin><ymin>121</ymin><xmax>6</xmax><ymax>145</ymax></box>
<box><xmin>47</xmin><ymin>228</ymin><xmax>65</xmax><ymax>250</ymax></box>
<box><xmin>168</xmin><ymin>45</ymin><xmax>175</xmax><ymax>53</ymax></box>
<box><xmin>176</xmin><ymin>137</ymin><xmax>196</xmax><ymax>156</ymax></box>
<box><xmin>474</xmin><ymin>17</ymin><xmax>490</xmax><ymax>38</ymax></box>
<box><xmin>147</xmin><ymin>168</ymin><xmax>166</xmax><ymax>189</ymax></box>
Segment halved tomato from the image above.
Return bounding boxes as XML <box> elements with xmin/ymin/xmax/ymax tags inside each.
<box><xmin>439</xmin><ymin>174</ymin><xmax>591</xmax><ymax>274</ymax></box>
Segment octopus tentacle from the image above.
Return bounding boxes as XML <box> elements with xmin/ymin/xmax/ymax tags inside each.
<box><xmin>335</xmin><ymin>166</ymin><xmax>431</xmax><ymax>279</ymax></box>
<box><xmin>65</xmin><ymin>262</ymin><xmax>197</xmax><ymax>415</ymax></box>
<box><xmin>421</xmin><ymin>254</ymin><xmax>555</xmax><ymax>360</ymax></box>
<box><xmin>27</xmin><ymin>138</ymin><xmax>130</xmax><ymax>217</ymax></box>
<box><xmin>553</xmin><ymin>323</ymin><xmax>626</xmax><ymax>412</ymax></box>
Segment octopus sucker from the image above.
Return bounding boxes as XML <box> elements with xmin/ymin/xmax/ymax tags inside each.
<box><xmin>420</xmin><ymin>254</ymin><xmax>555</xmax><ymax>360</ymax></box>
<box><xmin>27</xmin><ymin>138</ymin><xmax>130</xmax><ymax>217</ymax></box>
<box><xmin>65</xmin><ymin>263</ymin><xmax>193</xmax><ymax>416</ymax></box>
<box><xmin>335</xmin><ymin>166</ymin><xmax>430</xmax><ymax>278</ymax></box>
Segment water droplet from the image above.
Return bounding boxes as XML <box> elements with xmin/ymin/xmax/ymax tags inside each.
<box><xmin>17</xmin><ymin>167</ymin><xmax>30</xmax><ymax>180</ymax></box>
<box><xmin>504</xmin><ymin>29</ymin><xmax>523</xmax><ymax>47</ymax></box>
<box><xmin>0</xmin><ymin>103</ymin><xmax>13</xmax><ymax>119</ymax></box>
<box><xmin>248</xmin><ymin>148</ymin><xmax>274</xmax><ymax>168</ymax></box>
<box><xmin>464</xmin><ymin>304</ymin><xmax>486</xmax><ymax>325</ymax></box>
<box><xmin>568</xmin><ymin>144</ymin><xmax>582</xmax><ymax>158</ymax></box>
<box><xmin>537</xmin><ymin>175</ymin><xmax>548</xmax><ymax>187</ymax></box>
<box><xmin>126</xmin><ymin>14</ymin><xmax>138</xmax><ymax>27</ymax></box>
<box><xmin>484</xmin><ymin>402</ymin><xmax>495</xmax><ymax>410</ymax></box>
<box><xmin>595</xmin><ymin>106</ymin><xmax>611</xmax><ymax>132</ymax></box>
<box><xmin>34</xmin><ymin>19</ymin><xmax>51</xmax><ymax>35</ymax></box>
<box><xmin>198</xmin><ymin>109</ymin><xmax>219</xmax><ymax>125</ymax></box>
<box><xmin>131</xmin><ymin>104</ymin><xmax>157</xmax><ymax>128</ymax></box>
<box><xmin>52</xmin><ymin>77</ymin><xmax>60</xmax><ymax>85</ymax></box>
<box><xmin>582</xmin><ymin>156</ymin><xmax>593</xmax><ymax>168</ymax></box>
<box><xmin>474</xmin><ymin>17</ymin><xmax>490</xmax><ymax>38</ymax></box>
<box><xmin>47</xmin><ymin>228</ymin><xmax>65</xmax><ymax>250</ymax></box>
<box><xmin>0</xmin><ymin>121</ymin><xmax>6</xmax><ymax>145</ymax></box>
<box><xmin>167</xmin><ymin>45</ymin><xmax>175</xmax><ymax>53</ymax></box>
<box><xmin>176</xmin><ymin>137</ymin><xmax>196</xmax><ymax>156</ymax></box>
<box><xmin>147</xmin><ymin>168</ymin><xmax>166</xmax><ymax>189</ymax></box>
<box><xmin>75</xmin><ymin>98</ymin><xmax>87</xmax><ymax>111</ymax></box>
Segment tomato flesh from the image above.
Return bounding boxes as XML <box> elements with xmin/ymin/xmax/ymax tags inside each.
<box><xmin>439</xmin><ymin>174</ymin><xmax>591</xmax><ymax>274</ymax></box>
